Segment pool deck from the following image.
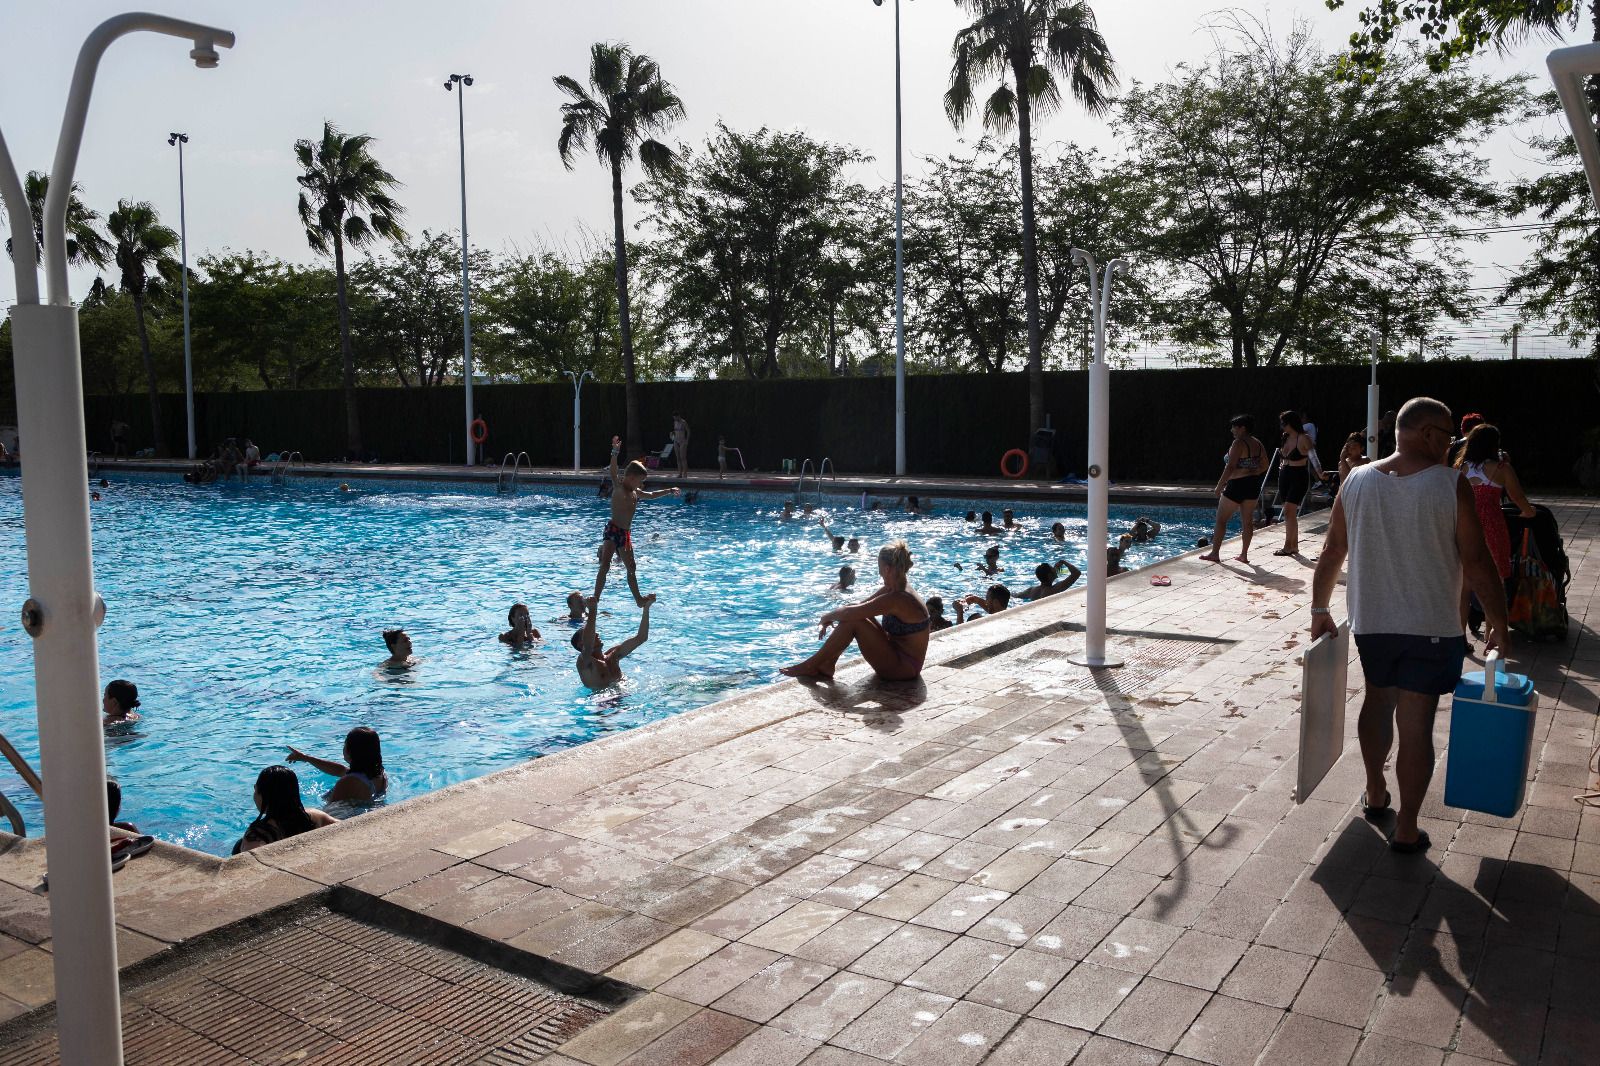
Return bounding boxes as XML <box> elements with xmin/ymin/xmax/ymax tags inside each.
<box><xmin>1</xmin><ymin>497</ymin><xmax>1597</xmax><ymax>1064</ymax></box>
<box><xmin>85</xmin><ymin>456</ymin><xmax>1224</xmax><ymax>506</ymax></box>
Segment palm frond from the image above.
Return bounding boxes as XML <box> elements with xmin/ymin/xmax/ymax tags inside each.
<box><xmin>638</xmin><ymin>138</ymin><xmax>678</xmax><ymax>179</ymax></box>
<box><xmin>590</xmin><ymin>42</ymin><xmax>626</xmax><ymax>96</ymax></box>
<box><xmin>983</xmin><ymin>84</ymin><xmax>1018</xmax><ymax>134</ymax></box>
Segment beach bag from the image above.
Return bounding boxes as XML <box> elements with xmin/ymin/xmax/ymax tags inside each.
<box><xmin>1507</xmin><ymin>530</ymin><xmax>1567</xmax><ymax>642</ymax></box>
<box><xmin>1504</xmin><ymin>503</ymin><xmax>1570</xmax><ymax>604</ymax></box>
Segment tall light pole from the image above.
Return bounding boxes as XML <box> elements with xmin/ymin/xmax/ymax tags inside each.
<box><xmin>1366</xmin><ymin>328</ymin><xmax>1380</xmax><ymax>460</ymax></box>
<box><xmin>563</xmin><ymin>369</ymin><xmax>594</xmax><ymax>472</ymax></box>
<box><xmin>1068</xmin><ymin>249</ymin><xmax>1127</xmax><ymax>670</ymax></box>
<box><xmin>873</xmin><ymin>0</ymin><xmax>908</xmax><ymax>476</ymax></box>
<box><xmin>167</xmin><ymin>131</ymin><xmax>194</xmax><ymax>459</ymax></box>
<box><xmin>0</xmin><ymin>19</ymin><xmax>234</xmax><ymax>1062</ymax></box>
<box><xmin>444</xmin><ymin>73</ymin><xmax>475</xmax><ymax>466</ymax></box>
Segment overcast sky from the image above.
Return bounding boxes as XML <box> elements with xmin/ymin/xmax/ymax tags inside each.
<box><xmin>0</xmin><ymin>1</ymin><xmax>1583</xmax><ymax>355</ymax></box>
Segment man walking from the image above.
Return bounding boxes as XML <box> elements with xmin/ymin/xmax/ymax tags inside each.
<box><xmin>1311</xmin><ymin>397</ymin><xmax>1508</xmax><ymax>854</ymax></box>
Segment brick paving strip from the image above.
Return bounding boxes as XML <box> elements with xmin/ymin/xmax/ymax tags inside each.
<box><xmin>0</xmin><ymin>498</ymin><xmax>1595</xmax><ymax>1065</ymax></box>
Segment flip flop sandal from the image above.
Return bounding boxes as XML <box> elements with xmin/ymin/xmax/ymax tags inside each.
<box><xmin>1389</xmin><ymin>830</ymin><xmax>1430</xmax><ymax>855</ymax></box>
<box><xmin>1272</xmin><ymin>548</ymin><xmax>1297</xmax><ymax>556</ymax></box>
<box><xmin>1150</xmin><ymin>576</ymin><xmax>1172</xmax><ymax>586</ymax></box>
<box><xmin>1362</xmin><ymin>791</ymin><xmax>1392</xmax><ymax>821</ymax></box>
<box><xmin>120</xmin><ymin>835</ymin><xmax>155</xmax><ymax>859</ymax></box>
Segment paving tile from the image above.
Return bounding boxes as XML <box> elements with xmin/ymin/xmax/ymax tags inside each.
<box><xmin>903</xmin><ymin>935</ymin><xmax>1011</xmax><ymax>998</ymax></box>
<box><xmin>616</xmin><ymin>1008</ymin><xmax>756</xmax><ymax>1066</ymax></box>
<box><xmin>0</xmin><ymin>947</ymin><xmax>54</xmax><ymax>1008</ymax></box>
<box><xmin>858</xmin><ymin>872</ymin><xmax>950</xmax><ymax>920</ymax></box>
<box><xmin>811</xmin><ymin>864</ymin><xmax>908</xmax><ymax>910</ymax></box>
<box><xmin>559</xmin><ymin>992</ymin><xmax>699</xmax><ymax>1066</ymax></box>
<box><xmin>770</xmin><ymin>972</ymin><xmax>894</xmax><ymax>1042</ymax></box>
<box><xmin>967</xmin><ymin>892</ymin><xmax>1067</xmax><ymax>947</ymax></box>
<box><xmin>1027</xmin><ymin>903</ymin><xmax>1121</xmax><ymax>959</ymax></box>
<box><xmin>983</xmin><ymin>1016</ymin><xmax>1090</xmax><ymax>1065</ymax></box>
<box><xmin>1030</xmin><ymin>960</ymin><xmax>1140</xmax><ymax>1030</ymax></box>
<box><xmin>1220</xmin><ymin>944</ymin><xmax>1316</xmax><ymax>1009</ymax></box>
<box><xmin>1541</xmin><ymin>1006</ymin><xmax>1600</xmax><ymax>1066</ymax></box>
<box><xmin>848</xmin><ymin>923</ymin><xmax>956</xmax><ymax>983</ymax></box>
<box><xmin>1172</xmin><ymin>993</ymin><xmax>1283</xmax><ymax>1066</ymax></box>
<box><xmin>607</xmin><ymin>928</ymin><xmax>728</xmax><ymax>990</ymax></box>
<box><xmin>658</xmin><ymin>942</ymin><xmax>783</xmax><ymax>1006</ymax></box>
<box><xmin>1257</xmin><ymin>899</ymin><xmax>1343</xmax><ymax>957</ymax></box>
<box><xmin>1322</xmin><ymin>914</ymin><xmax>1412</xmax><ymax>972</ymax></box>
<box><xmin>1258</xmin><ymin>1013</ymin><xmax>1362</xmax><ymax>1066</ymax></box>
<box><xmin>830</xmin><ymin>985</ymin><xmax>955</xmax><ymax>1061</ymax></box>
<box><xmin>790</xmin><ymin>911</ymin><xmax>902</xmax><ymax>969</ymax></box>
<box><xmin>743</xmin><ymin>901</ymin><xmax>850</xmax><ymax>953</ymax></box>
<box><xmin>1370</xmin><ymin>972</ymin><xmax>1471</xmax><ymax>1050</ymax></box>
<box><xmin>712</xmin><ymin>1025</ymin><xmax>819</xmax><ymax>1066</ymax></box>
<box><xmin>796</xmin><ymin>1048</ymin><xmax>886</xmax><ymax>1066</ymax></box>
<box><xmin>1099</xmin><ymin>976</ymin><xmax>1211</xmax><ymax>1052</ymax></box>
<box><xmin>692</xmin><ymin>886</ymin><xmax>799</xmax><ymax>940</ymax></box>
<box><xmin>1088</xmin><ymin>915</ymin><xmax>1183</xmax><ymax>974</ymax></box>
<box><xmin>1149</xmin><ymin>929</ymin><xmax>1249</xmax><ymax>992</ymax></box>
<box><xmin>1024</xmin><ymin>857</ymin><xmax>1108</xmax><ymax>904</ymax></box>
<box><xmin>966</xmin><ymin>945</ymin><xmax>1072</xmax><ymax>1014</ymax></box>
<box><xmin>1191</xmin><ymin>884</ymin><xmax>1282</xmax><ymax>941</ymax></box>
<box><xmin>891</xmin><ymin>999</ymin><xmax>1020</xmax><ymax>1066</ymax></box>
<box><xmin>1070</xmin><ymin>866</ymin><xmax>1163</xmax><ymax>915</ymax></box>
<box><xmin>1070</xmin><ymin>1034</ymin><xmax>1167</xmax><ymax>1065</ymax></box>
<box><xmin>1291</xmin><ymin>958</ymin><xmax>1386</xmax><ymax>1029</ymax></box>
<box><xmin>1454</xmin><ymin>995</ymin><xmax>1546</xmax><ymax>1064</ymax></box>
<box><xmin>1349</xmin><ymin>1032</ymin><xmax>1446</xmax><ymax>1066</ymax></box>
<box><xmin>713</xmin><ymin>955</ymin><xmax>836</xmax><ymax>1024</ymax></box>
<box><xmin>908</xmin><ymin>884</ymin><xmax>1010</xmax><ymax>933</ymax></box>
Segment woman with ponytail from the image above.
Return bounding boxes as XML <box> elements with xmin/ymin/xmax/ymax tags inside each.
<box><xmin>781</xmin><ymin>540</ymin><xmax>930</xmax><ymax>682</ymax></box>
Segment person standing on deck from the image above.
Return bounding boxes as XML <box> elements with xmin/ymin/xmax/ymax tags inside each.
<box><xmin>1310</xmin><ymin>397</ymin><xmax>1508</xmax><ymax>855</ymax></box>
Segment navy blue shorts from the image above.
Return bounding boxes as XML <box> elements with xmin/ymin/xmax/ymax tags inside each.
<box><xmin>1354</xmin><ymin>633</ymin><xmax>1468</xmax><ymax>696</ymax></box>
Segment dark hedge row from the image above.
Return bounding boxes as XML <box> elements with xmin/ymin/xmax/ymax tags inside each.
<box><xmin>84</xmin><ymin>359</ymin><xmax>1597</xmax><ymax>485</ymax></box>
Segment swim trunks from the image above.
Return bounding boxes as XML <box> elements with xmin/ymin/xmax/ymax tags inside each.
<box><xmin>604</xmin><ymin>519</ymin><xmax>632</xmax><ymax>552</ymax></box>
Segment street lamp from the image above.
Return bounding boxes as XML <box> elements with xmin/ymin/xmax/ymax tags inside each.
<box><xmin>1366</xmin><ymin>328</ymin><xmax>1380</xmax><ymax>460</ymax></box>
<box><xmin>873</xmin><ymin>0</ymin><xmax>908</xmax><ymax>476</ymax></box>
<box><xmin>0</xmin><ymin>18</ymin><xmax>234</xmax><ymax>1063</ymax></box>
<box><xmin>167</xmin><ymin>131</ymin><xmax>194</xmax><ymax>459</ymax></box>
<box><xmin>1067</xmin><ymin>248</ymin><xmax>1127</xmax><ymax>670</ymax></box>
<box><xmin>563</xmin><ymin>369</ymin><xmax>594</xmax><ymax>472</ymax></box>
<box><xmin>444</xmin><ymin>73</ymin><xmax>476</xmax><ymax>466</ymax></box>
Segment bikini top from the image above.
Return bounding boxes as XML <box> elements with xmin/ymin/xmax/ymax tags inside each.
<box><xmin>1282</xmin><ymin>439</ymin><xmax>1305</xmax><ymax>462</ymax></box>
<box><xmin>881</xmin><ymin>613</ymin><xmax>931</xmax><ymax>637</ymax></box>
<box><xmin>1233</xmin><ymin>441</ymin><xmax>1264</xmax><ymax>472</ymax></box>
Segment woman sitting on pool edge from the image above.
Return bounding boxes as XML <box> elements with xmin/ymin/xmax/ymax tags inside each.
<box><xmin>288</xmin><ymin>726</ymin><xmax>388</xmax><ymax>805</ymax></box>
<box><xmin>781</xmin><ymin>540</ymin><xmax>929</xmax><ymax>682</ymax></box>
<box><xmin>232</xmin><ymin>765</ymin><xmax>337</xmax><ymax>854</ymax></box>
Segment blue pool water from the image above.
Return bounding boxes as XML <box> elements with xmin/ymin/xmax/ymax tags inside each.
<box><xmin>0</xmin><ymin>473</ymin><xmax>1210</xmax><ymax>855</ymax></box>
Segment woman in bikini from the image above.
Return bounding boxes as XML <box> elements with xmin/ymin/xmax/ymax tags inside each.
<box><xmin>1274</xmin><ymin>410</ymin><xmax>1315</xmax><ymax>556</ymax></box>
<box><xmin>780</xmin><ymin>541</ymin><xmax>929</xmax><ymax>682</ymax></box>
<box><xmin>1200</xmin><ymin>414</ymin><xmax>1266</xmax><ymax>565</ymax></box>
<box><xmin>231</xmin><ymin>765</ymin><xmax>336</xmax><ymax>854</ymax></box>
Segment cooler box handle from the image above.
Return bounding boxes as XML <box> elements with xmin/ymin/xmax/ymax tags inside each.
<box><xmin>1482</xmin><ymin>652</ymin><xmax>1501</xmax><ymax>705</ymax></box>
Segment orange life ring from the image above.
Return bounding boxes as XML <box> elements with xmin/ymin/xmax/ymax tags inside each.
<box><xmin>1000</xmin><ymin>448</ymin><xmax>1029</xmax><ymax>479</ymax></box>
<box><xmin>470</xmin><ymin>418</ymin><xmax>488</xmax><ymax>445</ymax></box>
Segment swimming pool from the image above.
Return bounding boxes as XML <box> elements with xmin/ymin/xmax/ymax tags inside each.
<box><xmin>0</xmin><ymin>472</ymin><xmax>1211</xmax><ymax>855</ymax></box>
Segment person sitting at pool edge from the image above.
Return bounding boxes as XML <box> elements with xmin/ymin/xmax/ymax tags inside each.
<box><xmin>382</xmin><ymin>628</ymin><xmax>414</xmax><ymax>668</ymax></box>
<box><xmin>107</xmin><ymin>779</ymin><xmax>138</xmax><ymax>833</ymax></box>
<box><xmin>956</xmin><ymin>584</ymin><xmax>1010</xmax><ymax>622</ymax></box>
<box><xmin>780</xmin><ymin>541</ymin><xmax>930</xmax><ymax>682</ymax></box>
<box><xmin>834</xmin><ymin>565</ymin><xmax>857</xmax><ymax>592</ymax></box>
<box><xmin>926</xmin><ymin>596</ymin><xmax>953</xmax><ymax>632</ymax></box>
<box><xmin>288</xmin><ymin>726</ymin><xmax>389</xmax><ymax>805</ymax></box>
<box><xmin>978</xmin><ymin>544</ymin><xmax>1003</xmax><ymax>576</ymax></box>
<box><xmin>102</xmin><ymin>679</ymin><xmax>140</xmax><ymax>726</ymax></box>
<box><xmin>232</xmin><ymin>765</ymin><xmax>337</xmax><ymax>854</ymax></box>
<box><xmin>499</xmin><ymin>602</ymin><xmax>540</xmax><ymax>646</ymax></box>
<box><xmin>976</xmin><ymin>511</ymin><xmax>1002</xmax><ymax>535</ymax></box>
<box><xmin>573</xmin><ymin>594</ymin><xmax>654</xmax><ymax>689</ymax></box>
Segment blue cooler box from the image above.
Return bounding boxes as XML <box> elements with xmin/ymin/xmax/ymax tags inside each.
<box><xmin>1443</xmin><ymin>653</ymin><xmax>1537</xmax><ymax>818</ymax></box>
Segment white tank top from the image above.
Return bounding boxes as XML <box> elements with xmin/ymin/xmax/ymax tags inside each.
<box><xmin>1339</xmin><ymin>463</ymin><xmax>1463</xmax><ymax>637</ymax></box>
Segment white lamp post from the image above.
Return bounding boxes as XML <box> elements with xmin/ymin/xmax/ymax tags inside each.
<box><xmin>444</xmin><ymin>73</ymin><xmax>476</xmax><ymax>466</ymax></box>
<box><xmin>872</xmin><ymin>0</ymin><xmax>908</xmax><ymax>476</ymax></box>
<box><xmin>167</xmin><ymin>131</ymin><xmax>194</xmax><ymax>459</ymax></box>
<box><xmin>1067</xmin><ymin>248</ymin><xmax>1127</xmax><ymax>670</ymax></box>
<box><xmin>562</xmin><ymin>369</ymin><xmax>593</xmax><ymax>472</ymax></box>
<box><xmin>0</xmin><ymin>15</ymin><xmax>233</xmax><ymax>1064</ymax></box>
<box><xmin>1365</xmin><ymin>328</ymin><xmax>1380</xmax><ymax>460</ymax></box>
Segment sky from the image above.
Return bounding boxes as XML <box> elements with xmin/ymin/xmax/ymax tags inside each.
<box><xmin>0</xmin><ymin>0</ymin><xmax>1586</xmax><ymax>358</ymax></box>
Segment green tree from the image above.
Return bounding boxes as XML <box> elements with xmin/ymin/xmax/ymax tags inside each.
<box><xmin>295</xmin><ymin>121</ymin><xmax>406</xmax><ymax>456</ymax></box>
<box><xmin>351</xmin><ymin>231</ymin><xmax>492</xmax><ymax>387</ymax></box>
<box><xmin>1327</xmin><ymin>1</ymin><xmax>1582</xmax><ymax>77</ymax></box>
<box><xmin>106</xmin><ymin>200</ymin><xmax>179</xmax><ymax>454</ymax></box>
<box><xmin>945</xmin><ymin>0</ymin><xmax>1118</xmax><ymax>431</ymax></box>
<box><xmin>190</xmin><ymin>251</ymin><xmax>341</xmax><ymax>390</ymax></box>
<box><xmin>1120</xmin><ymin>22</ymin><xmax>1517</xmax><ymax>367</ymax></box>
<box><xmin>636</xmin><ymin>125</ymin><xmax>871</xmax><ymax>379</ymax></box>
<box><xmin>555</xmin><ymin>42</ymin><xmax>685</xmax><ymax>453</ymax></box>
<box><xmin>2</xmin><ymin>170</ymin><xmax>113</xmax><ymax>271</ymax></box>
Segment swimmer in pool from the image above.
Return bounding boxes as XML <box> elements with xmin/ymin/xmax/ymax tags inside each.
<box><xmin>499</xmin><ymin>602</ymin><xmax>540</xmax><ymax>646</ymax></box>
<box><xmin>975</xmin><ymin>511</ymin><xmax>1002</xmax><ymax>535</ymax></box>
<box><xmin>965</xmin><ymin>510</ymin><xmax>978</xmax><ymax>523</ymax></box>
<box><xmin>819</xmin><ymin>519</ymin><xmax>858</xmax><ymax>552</ymax></box>
<box><xmin>781</xmin><ymin>501</ymin><xmax>795</xmax><ymax>521</ymax></box>
<box><xmin>833</xmin><ymin>565</ymin><xmax>857</xmax><ymax>592</ymax></box>
<box><xmin>977</xmin><ymin>545</ymin><xmax>1003</xmax><ymax>576</ymax></box>
<box><xmin>574</xmin><ymin>594</ymin><xmax>653</xmax><ymax>688</ymax></box>
<box><xmin>1002</xmin><ymin>508</ymin><xmax>1017</xmax><ymax>530</ymax></box>
<box><xmin>102</xmin><ymin>679</ymin><xmax>141</xmax><ymax>726</ymax></box>
<box><xmin>565</xmin><ymin>591</ymin><xmax>586</xmax><ymax>623</ymax></box>
<box><xmin>595</xmin><ymin>435</ymin><xmax>679</xmax><ymax>606</ymax></box>
<box><xmin>288</xmin><ymin>726</ymin><xmax>388</xmax><ymax>805</ymax></box>
<box><xmin>1051</xmin><ymin>521</ymin><xmax>1066</xmax><ymax>542</ymax></box>
<box><xmin>381</xmin><ymin>628</ymin><xmax>414</xmax><ymax>668</ymax></box>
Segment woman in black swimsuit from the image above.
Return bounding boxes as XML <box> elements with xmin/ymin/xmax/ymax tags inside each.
<box><xmin>1274</xmin><ymin>410</ymin><xmax>1314</xmax><ymax>556</ymax></box>
<box><xmin>231</xmin><ymin>765</ymin><xmax>336</xmax><ymax>854</ymax></box>
<box><xmin>1200</xmin><ymin>414</ymin><xmax>1265</xmax><ymax>565</ymax></box>
<box><xmin>781</xmin><ymin>541</ymin><xmax>930</xmax><ymax>681</ymax></box>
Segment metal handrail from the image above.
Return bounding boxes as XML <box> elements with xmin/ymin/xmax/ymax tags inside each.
<box><xmin>0</xmin><ymin>790</ymin><xmax>22</xmax><ymax>836</ymax></box>
<box><xmin>495</xmin><ymin>451</ymin><xmax>530</xmax><ymax>494</ymax></box>
<box><xmin>0</xmin><ymin>731</ymin><xmax>41</xmax><ymax>797</ymax></box>
<box><xmin>817</xmin><ymin>458</ymin><xmax>836</xmax><ymax>505</ymax></box>
<box><xmin>86</xmin><ymin>451</ymin><xmax>101</xmax><ymax>477</ymax></box>
<box><xmin>795</xmin><ymin>458</ymin><xmax>815</xmax><ymax>503</ymax></box>
<box><xmin>270</xmin><ymin>450</ymin><xmax>304</xmax><ymax>485</ymax></box>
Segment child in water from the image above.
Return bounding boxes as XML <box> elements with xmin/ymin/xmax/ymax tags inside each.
<box><xmin>595</xmin><ymin>436</ymin><xmax>679</xmax><ymax>605</ymax></box>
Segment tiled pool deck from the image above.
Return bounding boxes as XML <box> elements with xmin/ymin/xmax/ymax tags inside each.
<box><xmin>1</xmin><ymin>497</ymin><xmax>1596</xmax><ymax>1064</ymax></box>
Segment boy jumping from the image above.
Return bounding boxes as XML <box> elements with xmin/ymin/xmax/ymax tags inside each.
<box><xmin>596</xmin><ymin>435</ymin><xmax>678</xmax><ymax>605</ymax></box>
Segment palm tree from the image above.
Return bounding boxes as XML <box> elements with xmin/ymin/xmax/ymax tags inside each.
<box><xmin>2</xmin><ymin>171</ymin><xmax>113</xmax><ymax>269</ymax></box>
<box><xmin>106</xmin><ymin>200</ymin><xmax>179</xmax><ymax>455</ymax></box>
<box><xmin>946</xmin><ymin>0</ymin><xmax>1117</xmax><ymax>434</ymax></box>
<box><xmin>294</xmin><ymin>121</ymin><xmax>405</xmax><ymax>458</ymax></box>
<box><xmin>556</xmin><ymin>42</ymin><xmax>685</xmax><ymax>456</ymax></box>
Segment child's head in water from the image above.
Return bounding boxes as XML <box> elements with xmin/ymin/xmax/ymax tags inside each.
<box><xmin>965</xmin><ymin>511</ymin><xmax>977</xmax><ymax>522</ymax></box>
<box><xmin>846</xmin><ymin>536</ymin><xmax>860</xmax><ymax>553</ymax></box>
<box><xmin>566</xmin><ymin>591</ymin><xmax>585</xmax><ymax>619</ymax></box>
<box><xmin>1051</xmin><ymin>521</ymin><xmax>1065</xmax><ymax>541</ymax></box>
<box><xmin>622</xmin><ymin>459</ymin><xmax>648</xmax><ymax>490</ymax></box>
<box><xmin>926</xmin><ymin>595</ymin><xmax>946</xmax><ymax>623</ymax></box>
<box><xmin>837</xmin><ymin>565</ymin><xmax>856</xmax><ymax>590</ymax></box>
<box><xmin>984</xmin><ymin>545</ymin><xmax>1000</xmax><ymax>564</ymax></box>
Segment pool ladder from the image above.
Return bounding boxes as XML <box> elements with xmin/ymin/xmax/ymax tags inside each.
<box><xmin>0</xmin><ymin>731</ymin><xmax>42</xmax><ymax>836</ymax></box>
<box><xmin>496</xmin><ymin>451</ymin><xmax>531</xmax><ymax>495</ymax></box>
<box><xmin>794</xmin><ymin>457</ymin><xmax>836</xmax><ymax>506</ymax></box>
<box><xmin>86</xmin><ymin>451</ymin><xmax>101</xmax><ymax>478</ymax></box>
<box><xmin>270</xmin><ymin>451</ymin><xmax>305</xmax><ymax>485</ymax></box>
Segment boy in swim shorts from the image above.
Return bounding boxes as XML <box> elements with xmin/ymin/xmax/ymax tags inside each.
<box><xmin>595</xmin><ymin>435</ymin><xmax>679</xmax><ymax>605</ymax></box>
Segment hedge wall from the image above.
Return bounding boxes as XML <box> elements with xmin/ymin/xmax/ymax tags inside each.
<box><xmin>83</xmin><ymin>359</ymin><xmax>1598</xmax><ymax>486</ymax></box>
